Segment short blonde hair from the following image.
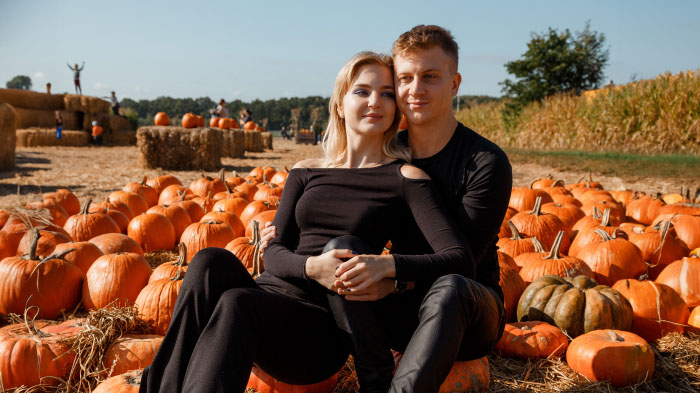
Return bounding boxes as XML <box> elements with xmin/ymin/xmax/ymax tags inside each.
<box><xmin>323</xmin><ymin>51</ymin><xmax>411</xmax><ymax>166</ymax></box>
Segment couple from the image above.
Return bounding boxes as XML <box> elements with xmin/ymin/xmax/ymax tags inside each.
<box><xmin>140</xmin><ymin>25</ymin><xmax>511</xmax><ymax>393</ymax></box>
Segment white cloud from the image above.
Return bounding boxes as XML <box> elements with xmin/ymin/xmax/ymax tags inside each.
<box><xmin>231</xmin><ymin>91</ymin><xmax>241</xmax><ymax>97</ymax></box>
<box><xmin>33</xmin><ymin>72</ymin><xmax>45</xmax><ymax>79</ymax></box>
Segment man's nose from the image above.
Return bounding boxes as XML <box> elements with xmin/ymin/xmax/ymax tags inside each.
<box><xmin>408</xmin><ymin>79</ymin><xmax>424</xmax><ymax>96</ymax></box>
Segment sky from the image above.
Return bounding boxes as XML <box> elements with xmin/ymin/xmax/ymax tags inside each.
<box><xmin>1</xmin><ymin>0</ymin><xmax>699</xmax><ymax>102</ymax></box>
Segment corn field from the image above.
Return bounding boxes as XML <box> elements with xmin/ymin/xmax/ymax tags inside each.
<box><xmin>457</xmin><ymin>69</ymin><xmax>700</xmax><ymax>155</ymax></box>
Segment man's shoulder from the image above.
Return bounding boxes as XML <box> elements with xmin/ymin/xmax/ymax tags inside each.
<box><xmin>453</xmin><ymin>123</ymin><xmax>510</xmax><ymax>165</ymax></box>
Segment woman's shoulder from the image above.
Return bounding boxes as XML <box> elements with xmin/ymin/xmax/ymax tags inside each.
<box><xmin>399</xmin><ymin>163</ymin><xmax>431</xmax><ymax>180</ymax></box>
<box><xmin>293</xmin><ymin>158</ymin><xmax>324</xmax><ymax>169</ymax></box>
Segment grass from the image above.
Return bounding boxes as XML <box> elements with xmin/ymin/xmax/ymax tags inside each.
<box><xmin>505</xmin><ymin>148</ymin><xmax>700</xmax><ymax>182</ymax></box>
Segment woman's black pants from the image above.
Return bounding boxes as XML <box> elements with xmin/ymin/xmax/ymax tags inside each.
<box><xmin>139</xmin><ymin>247</ymin><xmax>348</xmax><ymax>393</ymax></box>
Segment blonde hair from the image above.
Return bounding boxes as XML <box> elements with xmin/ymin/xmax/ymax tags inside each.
<box><xmin>322</xmin><ymin>51</ymin><xmax>411</xmax><ymax>166</ymax></box>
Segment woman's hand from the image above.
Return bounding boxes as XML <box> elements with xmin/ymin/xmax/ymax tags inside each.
<box><xmin>305</xmin><ymin>249</ymin><xmax>355</xmax><ymax>290</ymax></box>
<box><xmin>336</xmin><ymin>278</ymin><xmax>396</xmax><ymax>301</ymax></box>
<box><xmin>260</xmin><ymin>223</ymin><xmax>277</xmax><ymax>249</ymax></box>
<box><xmin>335</xmin><ymin>254</ymin><xmax>396</xmax><ymax>293</ymax></box>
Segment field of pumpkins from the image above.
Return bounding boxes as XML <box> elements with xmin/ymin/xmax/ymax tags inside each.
<box><xmin>0</xmin><ymin>168</ymin><xmax>699</xmax><ymax>392</ymax></box>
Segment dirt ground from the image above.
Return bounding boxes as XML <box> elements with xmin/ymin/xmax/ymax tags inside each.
<box><xmin>0</xmin><ymin>138</ymin><xmax>690</xmax><ymax>209</ymax></box>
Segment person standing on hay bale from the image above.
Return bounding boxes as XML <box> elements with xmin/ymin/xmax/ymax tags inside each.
<box><xmin>261</xmin><ymin>25</ymin><xmax>511</xmax><ymax>392</ymax></box>
<box><xmin>55</xmin><ymin>111</ymin><xmax>62</xmax><ymax>140</ymax></box>
<box><xmin>215</xmin><ymin>99</ymin><xmax>229</xmax><ymax>118</ymax></box>
<box><xmin>140</xmin><ymin>51</ymin><xmax>475</xmax><ymax>393</ymax></box>
<box><xmin>109</xmin><ymin>91</ymin><xmax>125</xmax><ymax>117</ymax></box>
<box><xmin>67</xmin><ymin>61</ymin><xmax>85</xmax><ymax>94</ymax></box>
<box><xmin>46</xmin><ymin>82</ymin><xmax>52</xmax><ymax>95</ymax></box>
<box><xmin>91</xmin><ymin>120</ymin><xmax>102</xmax><ymax>145</ymax></box>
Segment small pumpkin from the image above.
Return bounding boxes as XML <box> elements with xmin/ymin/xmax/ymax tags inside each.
<box><xmin>123</xmin><ymin>176</ymin><xmax>159</xmax><ymax>207</ymax></box>
<box><xmin>92</xmin><ymin>369</ymin><xmax>143</xmax><ymax>393</ymax></box>
<box><xmin>154</xmin><ymin>112</ymin><xmax>170</xmax><ymax>126</ymax></box>
<box><xmin>104</xmin><ymin>334</ymin><xmax>163</xmax><ymax>376</ymax></box>
<box><xmin>495</xmin><ymin>321</ymin><xmax>568</xmax><ymax>359</ymax></box>
<box><xmin>181</xmin><ymin>113</ymin><xmax>198</xmax><ymax>128</ymax></box>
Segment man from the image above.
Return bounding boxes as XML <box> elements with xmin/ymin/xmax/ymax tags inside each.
<box><xmin>262</xmin><ymin>25</ymin><xmax>511</xmax><ymax>392</ymax></box>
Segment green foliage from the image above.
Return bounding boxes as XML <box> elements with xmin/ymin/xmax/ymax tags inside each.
<box><xmin>6</xmin><ymin>75</ymin><xmax>32</xmax><ymax>90</ymax></box>
<box><xmin>500</xmin><ymin>22</ymin><xmax>609</xmax><ymax>114</ymax></box>
<box><xmin>122</xmin><ymin>108</ymin><xmax>140</xmax><ymax>131</ymax></box>
<box><xmin>121</xmin><ymin>95</ymin><xmax>330</xmax><ymax>130</ymax></box>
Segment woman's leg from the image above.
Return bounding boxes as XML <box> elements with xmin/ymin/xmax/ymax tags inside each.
<box><xmin>140</xmin><ymin>247</ymin><xmax>258</xmax><ymax>393</ymax></box>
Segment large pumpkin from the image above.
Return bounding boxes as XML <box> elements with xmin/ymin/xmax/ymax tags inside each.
<box><xmin>612</xmin><ymin>279</ymin><xmax>689</xmax><ymax>342</ymax></box>
<box><xmin>89</xmin><ymin>233</ymin><xmax>144</xmax><ymax>256</ymax></box>
<box><xmin>246</xmin><ymin>365</ymin><xmax>338</xmax><ymax>393</ymax></box>
<box><xmin>180</xmin><ymin>220</ymin><xmax>235</xmax><ymax>261</ymax></box>
<box><xmin>64</xmin><ymin>199</ymin><xmax>121</xmax><ymax>241</ymax></box>
<box><xmin>82</xmin><ymin>252</ymin><xmax>152</xmax><ymax>310</ymax></box>
<box><xmin>127</xmin><ymin>212</ymin><xmax>177</xmax><ymax>252</ymax></box>
<box><xmin>626</xmin><ymin>195</ymin><xmax>664</xmax><ymax>225</ymax></box>
<box><xmin>518</xmin><ymin>231</ymin><xmax>594</xmax><ymax>284</ymax></box>
<box><xmin>509</xmin><ymin>187</ymin><xmax>553</xmax><ymax>212</ymax></box>
<box><xmin>495</xmin><ymin>321</ymin><xmax>568</xmax><ymax>359</ymax></box>
<box><xmin>517</xmin><ymin>275</ymin><xmax>633</xmax><ymax>337</ymax></box>
<box><xmin>134</xmin><ymin>271</ymin><xmax>184</xmax><ymax>335</ymax></box>
<box><xmin>655</xmin><ymin>255</ymin><xmax>700</xmax><ymax>308</ymax></box>
<box><xmin>147</xmin><ymin>204</ymin><xmax>192</xmax><ymax>240</ymax></box>
<box><xmin>575</xmin><ymin>229</ymin><xmax>646</xmax><ymax>286</ymax></box>
<box><xmin>52</xmin><ymin>241</ymin><xmax>104</xmax><ymax>274</ymax></box>
<box><xmin>566</xmin><ymin>329</ymin><xmax>654</xmax><ymax>387</ymax></box>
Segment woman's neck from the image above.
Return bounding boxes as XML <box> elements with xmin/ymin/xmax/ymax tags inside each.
<box><xmin>336</xmin><ymin>132</ymin><xmax>390</xmax><ymax>168</ymax></box>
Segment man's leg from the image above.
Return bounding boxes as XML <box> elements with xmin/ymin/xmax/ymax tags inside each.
<box><xmin>390</xmin><ymin>274</ymin><xmax>505</xmax><ymax>393</ymax></box>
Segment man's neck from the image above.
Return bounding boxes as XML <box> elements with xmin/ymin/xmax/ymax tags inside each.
<box><xmin>408</xmin><ymin>115</ymin><xmax>459</xmax><ymax>159</ymax></box>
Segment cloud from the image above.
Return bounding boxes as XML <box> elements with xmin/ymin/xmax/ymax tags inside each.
<box><xmin>94</xmin><ymin>81</ymin><xmax>109</xmax><ymax>89</ymax></box>
<box><xmin>231</xmin><ymin>91</ymin><xmax>241</xmax><ymax>97</ymax></box>
<box><xmin>33</xmin><ymin>72</ymin><xmax>45</xmax><ymax>79</ymax></box>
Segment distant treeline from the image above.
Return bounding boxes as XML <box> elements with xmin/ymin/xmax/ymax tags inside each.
<box><xmin>121</xmin><ymin>95</ymin><xmax>500</xmax><ymax>130</ymax></box>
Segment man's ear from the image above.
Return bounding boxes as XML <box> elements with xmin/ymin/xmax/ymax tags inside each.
<box><xmin>452</xmin><ymin>72</ymin><xmax>462</xmax><ymax>96</ymax></box>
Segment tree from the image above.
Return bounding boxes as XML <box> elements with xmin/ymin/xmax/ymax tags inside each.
<box><xmin>500</xmin><ymin>22</ymin><xmax>608</xmax><ymax>111</ymax></box>
<box><xmin>6</xmin><ymin>75</ymin><xmax>32</xmax><ymax>90</ymax></box>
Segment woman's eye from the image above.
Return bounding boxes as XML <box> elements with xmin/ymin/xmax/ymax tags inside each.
<box><xmin>382</xmin><ymin>92</ymin><xmax>395</xmax><ymax>98</ymax></box>
<box><xmin>353</xmin><ymin>89</ymin><xmax>369</xmax><ymax>96</ymax></box>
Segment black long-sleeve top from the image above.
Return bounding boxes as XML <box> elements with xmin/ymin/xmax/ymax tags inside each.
<box><xmin>394</xmin><ymin>123</ymin><xmax>513</xmax><ymax>300</ymax></box>
<box><xmin>261</xmin><ymin>160</ymin><xmax>474</xmax><ymax>299</ymax></box>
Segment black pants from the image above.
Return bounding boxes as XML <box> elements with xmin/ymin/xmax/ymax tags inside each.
<box><xmin>325</xmin><ymin>236</ymin><xmax>506</xmax><ymax>393</ymax></box>
<box><xmin>139</xmin><ymin>247</ymin><xmax>348</xmax><ymax>393</ymax></box>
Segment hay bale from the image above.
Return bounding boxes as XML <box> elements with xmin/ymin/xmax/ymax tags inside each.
<box><xmin>244</xmin><ymin>130</ymin><xmax>263</xmax><ymax>153</ymax></box>
<box><xmin>0</xmin><ymin>88</ymin><xmax>65</xmax><ymax>110</ymax></box>
<box><xmin>137</xmin><ymin>126</ymin><xmax>223</xmax><ymax>171</ymax></box>
<box><xmin>12</xmin><ymin>107</ymin><xmax>81</xmax><ymax>129</ymax></box>
<box><xmin>109</xmin><ymin>115</ymin><xmax>132</xmax><ymax>132</ymax></box>
<box><xmin>261</xmin><ymin>131</ymin><xmax>273</xmax><ymax>150</ymax></box>
<box><xmin>0</xmin><ymin>103</ymin><xmax>16</xmax><ymax>169</ymax></box>
<box><xmin>222</xmin><ymin>129</ymin><xmax>245</xmax><ymax>158</ymax></box>
<box><xmin>64</xmin><ymin>94</ymin><xmax>111</xmax><ymax>114</ymax></box>
<box><xmin>16</xmin><ymin>128</ymin><xmax>89</xmax><ymax>147</ymax></box>
<box><xmin>103</xmin><ymin>130</ymin><xmax>136</xmax><ymax>146</ymax></box>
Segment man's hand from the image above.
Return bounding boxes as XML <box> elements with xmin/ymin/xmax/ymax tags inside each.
<box><xmin>260</xmin><ymin>223</ymin><xmax>277</xmax><ymax>249</ymax></box>
<box><xmin>336</xmin><ymin>278</ymin><xmax>396</xmax><ymax>301</ymax></box>
<box><xmin>305</xmin><ymin>249</ymin><xmax>355</xmax><ymax>290</ymax></box>
<box><xmin>335</xmin><ymin>254</ymin><xmax>396</xmax><ymax>292</ymax></box>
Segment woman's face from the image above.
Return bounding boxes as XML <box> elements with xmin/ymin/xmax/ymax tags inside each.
<box><xmin>340</xmin><ymin>64</ymin><xmax>396</xmax><ymax>138</ymax></box>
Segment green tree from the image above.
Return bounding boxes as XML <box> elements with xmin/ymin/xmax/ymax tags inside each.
<box><xmin>500</xmin><ymin>22</ymin><xmax>609</xmax><ymax>111</ymax></box>
<box><xmin>6</xmin><ymin>75</ymin><xmax>32</xmax><ymax>90</ymax></box>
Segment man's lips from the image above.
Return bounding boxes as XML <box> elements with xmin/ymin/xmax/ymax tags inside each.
<box><xmin>408</xmin><ymin>101</ymin><xmax>428</xmax><ymax>109</ymax></box>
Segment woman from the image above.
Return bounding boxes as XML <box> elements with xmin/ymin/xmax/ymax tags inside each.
<box><xmin>140</xmin><ymin>51</ymin><xmax>473</xmax><ymax>393</ymax></box>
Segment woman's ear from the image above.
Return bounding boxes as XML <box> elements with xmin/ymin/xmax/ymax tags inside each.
<box><xmin>337</xmin><ymin>105</ymin><xmax>344</xmax><ymax>119</ymax></box>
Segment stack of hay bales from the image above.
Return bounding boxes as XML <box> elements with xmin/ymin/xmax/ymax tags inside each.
<box><xmin>16</xmin><ymin>128</ymin><xmax>89</xmax><ymax>147</ymax></box>
<box><xmin>244</xmin><ymin>130</ymin><xmax>263</xmax><ymax>153</ymax></box>
<box><xmin>261</xmin><ymin>131</ymin><xmax>273</xmax><ymax>150</ymax></box>
<box><xmin>221</xmin><ymin>129</ymin><xmax>245</xmax><ymax>158</ymax></box>
<box><xmin>0</xmin><ymin>102</ymin><xmax>16</xmax><ymax>169</ymax></box>
<box><xmin>0</xmin><ymin>89</ymin><xmax>81</xmax><ymax>129</ymax></box>
<box><xmin>137</xmin><ymin>126</ymin><xmax>223</xmax><ymax>170</ymax></box>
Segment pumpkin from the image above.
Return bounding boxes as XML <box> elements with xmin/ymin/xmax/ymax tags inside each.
<box><xmin>510</xmin><ymin>197</ymin><xmax>569</xmax><ymax>254</ymax></box>
<box><xmin>530</xmin><ymin>175</ymin><xmax>558</xmax><ymax>190</ymax></box>
<box><xmin>234</xmin><ymin>181</ymin><xmax>260</xmax><ymax>202</ymax></box>
<box><xmin>576</xmin><ymin>229</ymin><xmax>646</xmax><ymax>286</ymax></box>
<box><xmin>202</xmin><ymin>210</ymin><xmax>245</xmax><ymax>238</ymax></box>
<box><xmin>540</xmin><ymin>202</ymin><xmax>584</xmax><ymax>233</ymax></box>
<box><xmin>150</xmin><ymin>243</ymin><xmax>188</xmax><ymax>283</ymax></box>
<box><xmin>210</xmin><ymin>117</ymin><xmax>220</xmax><ymax>128</ymax></box>
<box><xmin>509</xmin><ymin>187</ymin><xmax>553</xmax><ymax>212</ymax></box>
<box><xmin>628</xmin><ymin>220</ymin><xmax>689</xmax><ymax>279</ymax></box>
<box><xmin>25</xmin><ymin>199</ymin><xmax>69</xmax><ymax>227</ymax></box>
<box><xmin>181</xmin><ymin>113</ymin><xmax>198</xmax><ymax>128</ymax></box>
<box><xmin>569</xmin><ymin>208</ymin><xmax>622</xmax><ymax>256</ymax></box>
<box><xmin>518</xmin><ymin>231</ymin><xmax>594</xmax><ymax>284</ymax></box>
<box><xmin>154</xmin><ymin>112</ymin><xmax>170</xmax><ymax>126</ymax></box>
<box><xmin>254</xmin><ymin>180</ymin><xmax>284</xmax><ymax>201</ymax></box>
<box><xmin>109</xmin><ymin>190</ymin><xmax>149</xmax><ymax>216</ymax></box>
<box><xmin>123</xmin><ymin>176</ymin><xmax>159</xmax><ymax>207</ymax></box>
<box><xmin>146</xmin><ymin>174</ymin><xmax>182</xmax><ymax>197</ymax></box>
<box><xmin>513</xmin><ymin>237</ymin><xmax>547</xmax><ymax>269</ymax></box>
<box><xmin>0</xmin><ymin>318</ymin><xmax>84</xmax><ymax>389</ymax></box>
<box><xmin>225</xmin><ymin>171</ymin><xmax>247</xmax><ymax>187</ymax></box>
<box><xmin>498</xmin><ymin>254</ymin><xmax>526</xmax><ymax>322</ymax></box>
<box><xmin>189</xmin><ymin>169</ymin><xmax>227</xmax><ymax>197</ymax></box>
<box><xmin>192</xmin><ymin>191</ymin><xmax>216</xmax><ymax>213</ymax></box>
<box><xmin>91</xmin><ymin>198</ymin><xmax>135</xmax><ymax>220</ymax></box>
<box><xmin>270</xmin><ymin>167</ymin><xmax>290</xmax><ymax>187</ymax></box>
<box><xmin>566</xmin><ymin>329</ymin><xmax>654</xmax><ymax>387</ymax></box>
<box><xmin>612</xmin><ymin>279</ymin><xmax>689</xmax><ymax>342</ymax></box>
<box><xmin>128</xmin><ymin>213</ymin><xmax>177</xmax><ymax>252</ymax></box>
<box><xmin>180</xmin><ymin>220</ymin><xmax>235</xmax><ymax>261</ymax></box>
<box><xmin>517</xmin><ymin>275</ymin><xmax>633</xmax><ymax>337</ymax></box>
<box><xmin>609</xmin><ymin>189</ymin><xmax>636</xmax><ymax>208</ymax></box>
<box><xmin>64</xmin><ymin>199</ymin><xmax>121</xmax><ymax>241</ymax></box>
<box><xmin>92</xmin><ymin>369</ymin><xmax>143</xmax><ymax>393</ymax></box>
<box><xmin>249</xmin><ymin>166</ymin><xmax>277</xmax><ymax>183</ymax></box>
<box><xmin>244</xmin><ymin>120</ymin><xmax>256</xmax><ymax>130</ymax></box>
<box><xmin>104</xmin><ymin>334</ymin><xmax>163</xmax><ymax>376</ymax></box>
<box><xmin>212</xmin><ymin>197</ymin><xmax>249</xmax><ymax>218</ymax></box>
<box><xmin>0</xmin><ymin>230</ymin><xmax>84</xmax><ymax>319</ymax></box>
<box><xmin>89</xmin><ymin>233</ymin><xmax>144</xmax><ymax>256</ymax></box>
<box><xmin>689</xmin><ymin>306</ymin><xmax>700</xmax><ymax>331</ymax></box>
<box><xmin>495</xmin><ymin>321</ymin><xmax>568</xmax><ymax>359</ymax></box>
<box><xmin>135</xmin><ymin>271</ymin><xmax>184</xmax><ymax>335</ymax></box>
<box><xmin>159</xmin><ymin>184</ymin><xmax>194</xmax><ymax>205</ymax></box>
<box><xmin>15</xmin><ymin>226</ymin><xmax>71</xmax><ymax>257</ymax></box>
<box><xmin>247</xmin><ymin>365</ymin><xmax>338</xmax><ymax>393</ymax></box>
<box><xmin>655</xmin><ymin>254</ymin><xmax>700</xmax><ymax>308</ymax></box>
<box><xmin>438</xmin><ymin>357</ymin><xmax>490</xmax><ymax>393</ymax></box>
<box><xmin>43</xmin><ymin>188</ymin><xmax>81</xmax><ymax>216</ymax></box>
<box><xmin>226</xmin><ymin>220</ymin><xmax>263</xmax><ymax>276</ymax></box>
<box><xmin>626</xmin><ymin>195</ymin><xmax>664</xmax><ymax>225</ymax></box>
<box><xmin>650</xmin><ymin>213</ymin><xmax>700</xmax><ymax>250</ymax></box>
<box><xmin>89</xmin><ymin>204</ymin><xmax>131</xmax><ymax>233</ymax></box>
<box><xmin>82</xmin><ymin>252</ymin><xmax>152</xmax><ymax>309</ymax></box>
<box><xmin>213</xmin><ymin>180</ymin><xmax>247</xmax><ymax>201</ymax></box>
<box><xmin>147</xmin><ymin>204</ymin><xmax>192</xmax><ymax>240</ymax></box>
<box><xmin>53</xmin><ymin>241</ymin><xmax>103</xmax><ymax>274</ymax></box>
<box><xmin>240</xmin><ymin>200</ymin><xmax>277</xmax><ymax>226</ymax></box>
<box><xmin>245</xmin><ymin>210</ymin><xmax>277</xmax><ymax>238</ymax></box>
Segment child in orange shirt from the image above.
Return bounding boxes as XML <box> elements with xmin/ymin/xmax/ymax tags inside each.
<box><xmin>91</xmin><ymin>120</ymin><xmax>103</xmax><ymax>145</ymax></box>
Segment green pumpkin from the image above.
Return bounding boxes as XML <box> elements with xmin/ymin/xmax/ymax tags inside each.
<box><xmin>517</xmin><ymin>275</ymin><xmax>633</xmax><ymax>337</ymax></box>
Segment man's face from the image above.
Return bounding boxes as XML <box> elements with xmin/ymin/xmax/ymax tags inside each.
<box><xmin>394</xmin><ymin>46</ymin><xmax>461</xmax><ymax>127</ymax></box>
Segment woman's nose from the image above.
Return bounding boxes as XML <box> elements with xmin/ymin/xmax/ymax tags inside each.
<box><xmin>368</xmin><ymin>91</ymin><xmax>381</xmax><ymax>108</ymax></box>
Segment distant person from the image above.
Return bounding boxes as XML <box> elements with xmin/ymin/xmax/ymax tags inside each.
<box><xmin>67</xmin><ymin>61</ymin><xmax>85</xmax><ymax>95</ymax></box>
<box><xmin>242</xmin><ymin>109</ymin><xmax>253</xmax><ymax>124</ymax></box>
<box><xmin>281</xmin><ymin>126</ymin><xmax>291</xmax><ymax>140</ymax></box>
<box><xmin>55</xmin><ymin>111</ymin><xmax>62</xmax><ymax>140</ymax></box>
<box><xmin>46</xmin><ymin>82</ymin><xmax>52</xmax><ymax>95</ymax></box>
<box><xmin>216</xmin><ymin>99</ymin><xmax>229</xmax><ymax>118</ymax></box>
<box><xmin>91</xmin><ymin>120</ymin><xmax>103</xmax><ymax>145</ymax></box>
<box><xmin>109</xmin><ymin>91</ymin><xmax>125</xmax><ymax>117</ymax></box>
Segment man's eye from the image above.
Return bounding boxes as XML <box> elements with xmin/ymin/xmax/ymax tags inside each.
<box><xmin>399</xmin><ymin>76</ymin><xmax>411</xmax><ymax>82</ymax></box>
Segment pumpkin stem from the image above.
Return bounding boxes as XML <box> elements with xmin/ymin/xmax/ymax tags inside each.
<box><xmin>599</xmin><ymin>208</ymin><xmax>611</xmax><ymax>227</ymax></box>
<box><xmin>170</xmin><ymin>269</ymin><xmax>185</xmax><ymax>281</ymax></box>
<box><xmin>24</xmin><ymin>228</ymin><xmax>41</xmax><ymax>261</ymax></box>
<box><xmin>530</xmin><ymin>237</ymin><xmax>546</xmax><ymax>253</ymax></box>
<box><xmin>81</xmin><ymin>198</ymin><xmax>93</xmax><ymax>215</ymax></box>
<box><xmin>178</xmin><ymin>190</ymin><xmax>187</xmax><ymax>202</ymax></box>
<box><xmin>593</xmin><ymin>228</ymin><xmax>613</xmax><ymax>242</ymax></box>
<box><xmin>175</xmin><ymin>242</ymin><xmax>188</xmax><ymax>267</ymax></box>
<box><xmin>592</xmin><ymin>206</ymin><xmax>602</xmax><ymax>220</ymax></box>
<box><xmin>650</xmin><ymin>220</ymin><xmax>672</xmax><ymax>265</ymax></box>
<box><xmin>529</xmin><ymin>197</ymin><xmax>543</xmax><ymax>216</ymax></box>
<box><xmin>43</xmin><ymin>247</ymin><xmax>77</xmax><ymax>262</ymax></box>
<box><xmin>141</xmin><ymin>176</ymin><xmax>148</xmax><ymax>186</ymax></box>
<box><xmin>543</xmin><ymin>231</ymin><xmax>565</xmax><ymax>260</ymax></box>
<box><xmin>506</xmin><ymin>221</ymin><xmax>522</xmax><ymax>240</ymax></box>
<box><xmin>606</xmin><ymin>330</ymin><xmax>625</xmax><ymax>342</ymax></box>
<box><xmin>219</xmin><ymin>168</ymin><xmax>225</xmax><ymax>182</ymax></box>
<box><xmin>250</xmin><ymin>220</ymin><xmax>264</xmax><ymax>277</ymax></box>
<box><xmin>223</xmin><ymin>178</ymin><xmax>234</xmax><ymax>194</ymax></box>
<box><xmin>551</xmin><ymin>179</ymin><xmax>564</xmax><ymax>188</ymax></box>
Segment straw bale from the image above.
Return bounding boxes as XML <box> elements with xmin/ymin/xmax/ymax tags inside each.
<box><xmin>103</xmin><ymin>130</ymin><xmax>137</xmax><ymax>146</ymax></box>
<box><xmin>16</xmin><ymin>128</ymin><xmax>90</xmax><ymax>147</ymax></box>
<box><xmin>0</xmin><ymin>102</ymin><xmax>16</xmax><ymax>169</ymax></box>
<box><xmin>0</xmin><ymin>88</ymin><xmax>65</xmax><ymax>110</ymax></box>
<box><xmin>109</xmin><ymin>115</ymin><xmax>132</xmax><ymax>132</ymax></box>
<box><xmin>137</xmin><ymin>126</ymin><xmax>223</xmax><ymax>170</ymax></box>
<box><xmin>261</xmin><ymin>131</ymin><xmax>273</xmax><ymax>150</ymax></box>
<box><xmin>64</xmin><ymin>94</ymin><xmax>111</xmax><ymax>114</ymax></box>
<box><xmin>245</xmin><ymin>130</ymin><xmax>263</xmax><ymax>153</ymax></box>
<box><xmin>222</xmin><ymin>129</ymin><xmax>245</xmax><ymax>158</ymax></box>
<box><xmin>12</xmin><ymin>107</ymin><xmax>81</xmax><ymax>129</ymax></box>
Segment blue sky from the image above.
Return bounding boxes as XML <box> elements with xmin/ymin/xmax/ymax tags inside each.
<box><xmin>1</xmin><ymin>0</ymin><xmax>698</xmax><ymax>101</ymax></box>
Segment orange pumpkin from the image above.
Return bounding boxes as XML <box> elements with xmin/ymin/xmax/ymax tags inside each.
<box><xmin>15</xmin><ymin>226</ymin><xmax>71</xmax><ymax>258</ymax></box>
<box><xmin>154</xmin><ymin>112</ymin><xmax>170</xmax><ymax>126</ymax></box>
<box><xmin>438</xmin><ymin>357</ymin><xmax>490</xmax><ymax>393</ymax></box>
<box><xmin>150</xmin><ymin>243</ymin><xmax>189</xmax><ymax>283</ymax></box>
<box><xmin>246</xmin><ymin>365</ymin><xmax>337</xmax><ymax>393</ymax></box>
<box><xmin>655</xmin><ymin>254</ymin><xmax>700</xmax><ymax>308</ymax></box>
<box><xmin>518</xmin><ymin>231</ymin><xmax>593</xmax><ymax>284</ymax></box>
<box><xmin>510</xmin><ymin>197</ymin><xmax>569</xmax><ymax>254</ymax></box>
<box><xmin>239</xmin><ymin>200</ymin><xmax>277</xmax><ymax>226</ymax></box>
<box><xmin>52</xmin><ymin>241</ymin><xmax>104</xmax><ymax>274</ymax></box>
<box><xmin>254</xmin><ymin>180</ymin><xmax>284</xmax><ymax>201</ymax></box>
<box><xmin>226</xmin><ymin>220</ymin><xmax>263</xmax><ymax>276</ymax></box>
<box><xmin>146</xmin><ymin>174</ymin><xmax>182</xmax><ymax>197</ymax></box>
<box><xmin>64</xmin><ymin>199</ymin><xmax>121</xmax><ymax>241</ymax></box>
<box><xmin>244</xmin><ymin>120</ymin><xmax>256</xmax><ymax>130</ymax></box>
<box><xmin>43</xmin><ymin>188</ymin><xmax>81</xmax><ymax>216</ymax></box>
<box><xmin>189</xmin><ymin>169</ymin><xmax>227</xmax><ymax>197</ymax></box>
<box><xmin>566</xmin><ymin>329</ymin><xmax>654</xmax><ymax>387</ymax></box>
<box><xmin>245</xmin><ymin>210</ymin><xmax>277</xmax><ymax>238</ymax></box>
<box><xmin>123</xmin><ymin>176</ymin><xmax>159</xmax><ymax>207</ymax></box>
<box><xmin>127</xmin><ymin>212</ymin><xmax>177</xmax><ymax>252</ymax></box>
<box><xmin>104</xmin><ymin>334</ymin><xmax>163</xmax><ymax>376</ymax></box>
<box><xmin>109</xmin><ymin>190</ymin><xmax>149</xmax><ymax>216</ymax></box>
<box><xmin>576</xmin><ymin>229</ymin><xmax>646</xmax><ymax>286</ymax></box>
<box><xmin>147</xmin><ymin>204</ymin><xmax>192</xmax><ymax>240</ymax></box>
<box><xmin>498</xmin><ymin>254</ymin><xmax>526</xmax><ymax>322</ymax></box>
<box><xmin>89</xmin><ymin>204</ymin><xmax>131</xmax><ymax>233</ymax></box>
<box><xmin>628</xmin><ymin>220</ymin><xmax>689</xmax><ymax>279</ymax></box>
<box><xmin>509</xmin><ymin>187</ymin><xmax>553</xmax><ymax>212</ymax></box>
<box><xmin>135</xmin><ymin>271</ymin><xmax>184</xmax><ymax>335</ymax></box>
<box><xmin>495</xmin><ymin>321</ymin><xmax>568</xmax><ymax>359</ymax></box>
<box><xmin>626</xmin><ymin>195</ymin><xmax>664</xmax><ymax>225</ymax></box>
<box><xmin>82</xmin><ymin>252</ymin><xmax>152</xmax><ymax>310</ymax></box>
<box><xmin>212</xmin><ymin>197</ymin><xmax>249</xmax><ymax>218</ymax></box>
<box><xmin>182</xmin><ymin>113</ymin><xmax>198</xmax><ymax>128</ymax></box>
<box><xmin>180</xmin><ymin>220</ymin><xmax>235</xmax><ymax>261</ymax></box>
<box><xmin>92</xmin><ymin>369</ymin><xmax>143</xmax><ymax>393</ymax></box>
<box><xmin>210</xmin><ymin>117</ymin><xmax>220</xmax><ymax>128</ymax></box>
<box><xmin>202</xmin><ymin>210</ymin><xmax>245</xmax><ymax>238</ymax></box>
<box><xmin>496</xmin><ymin>221</ymin><xmax>536</xmax><ymax>258</ymax></box>
<box><xmin>89</xmin><ymin>233</ymin><xmax>144</xmax><ymax>256</ymax></box>
<box><xmin>25</xmin><ymin>198</ymin><xmax>70</xmax><ymax>227</ymax></box>
<box><xmin>689</xmin><ymin>306</ymin><xmax>700</xmax><ymax>331</ymax></box>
